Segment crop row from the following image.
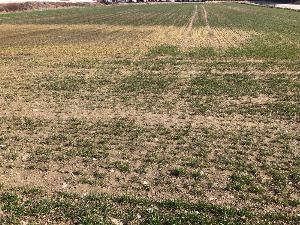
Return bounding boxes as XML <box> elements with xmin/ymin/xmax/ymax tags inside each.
<box><xmin>0</xmin><ymin>4</ymin><xmax>196</xmax><ymax>27</ymax></box>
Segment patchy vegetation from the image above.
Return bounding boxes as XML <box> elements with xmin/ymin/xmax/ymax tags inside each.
<box><xmin>0</xmin><ymin>3</ymin><xmax>299</xmax><ymax>224</ymax></box>
<box><xmin>0</xmin><ymin>1</ymin><xmax>97</xmax><ymax>13</ymax></box>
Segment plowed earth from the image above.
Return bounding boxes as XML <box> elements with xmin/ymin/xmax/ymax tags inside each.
<box><xmin>0</xmin><ymin>2</ymin><xmax>300</xmax><ymax>224</ymax></box>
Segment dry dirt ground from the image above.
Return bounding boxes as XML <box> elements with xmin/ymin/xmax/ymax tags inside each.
<box><xmin>0</xmin><ymin>2</ymin><xmax>299</xmax><ymax>224</ymax></box>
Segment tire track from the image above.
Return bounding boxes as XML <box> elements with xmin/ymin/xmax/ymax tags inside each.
<box><xmin>181</xmin><ymin>5</ymin><xmax>198</xmax><ymax>48</ymax></box>
<box><xmin>187</xmin><ymin>5</ymin><xmax>198</xmax><ymax>36</ymax></box>
<box><xmin>201</xmin><ymin>5</ymin><xmax>210</xmax><ymax>30</ymax></box>
<box><xmin>201</xmin><ymin>5</ymin><xmax>222</xmax><ymax>48</ymax></box>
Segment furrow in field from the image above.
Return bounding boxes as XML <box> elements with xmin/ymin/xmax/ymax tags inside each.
<box><xmin>201</xmin><ymin>5</ymin><xmax>210</xmax><ymax>30</ymax></box>
<box><xmin>34</xmin><ymin>7</ymin><xmax>144</xmax><ymax>25</ymax></box>
<box><xmin>1</xmin><ymin>4</ymin><xmax>300</xmax><ymax>223</ymax></box>
<box><xmin>98</xmin><ymin>9</ymin><xmax>144</xmax><ymax>24</ymax></box>
<box><xmin>134</xmin><ymin>9</ymin><xmax>175</xmax><ymax>27</ymax></box>
<box><xmin>165</xmin><ymin>5</ymin><xmax>186</xmax><ymax>26</ymax></box>
<box><xmin>187</xmin><ymin>5</ymin><xmax>198</xmax><ymax>35</ymax></box>
<box><xmin>199</xmin><ymin>5</ymin><xmax>219</xmax><ymax>48</ymax></box>
<box><xmin>171</xmin><ymin>6</ymin><xmax>188</xmax><ymax>26</ymax></box>
<box><xmin>0</xmin><ymin>22</ymin><xmax>257</xmax><ymax>61</ymax></box>
<box><xmin>180</xmin><ymin>5</ymin><xmax>198</xmax><ymax>49</ymax></box>
<box><xmin>184</xmin><ymin>5</ymin><xmax>258</xmax><ymax>49</ymax></box>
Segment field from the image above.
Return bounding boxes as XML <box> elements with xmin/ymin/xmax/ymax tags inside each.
<box><xmin>0</xmin><ymin>3</ymin><xmax>300</xmax><ymax>224</ymax></box>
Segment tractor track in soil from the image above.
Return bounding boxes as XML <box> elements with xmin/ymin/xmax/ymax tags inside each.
<box><xmin>181</xmin><ymin>4</ymin><xmax>198</xmax><ymax>49</ymax></box>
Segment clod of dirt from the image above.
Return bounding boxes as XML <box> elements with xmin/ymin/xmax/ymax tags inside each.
<box><xmin>110</xmin><ymin>217</ymin><xmax>123</xmax><ymax>225</ymax></box>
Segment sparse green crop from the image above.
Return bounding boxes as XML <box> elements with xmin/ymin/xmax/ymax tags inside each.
<box><xmin>0</xmin><ymin>2</ymin><xmax>299</xmax><ymax>224</ymax></box>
